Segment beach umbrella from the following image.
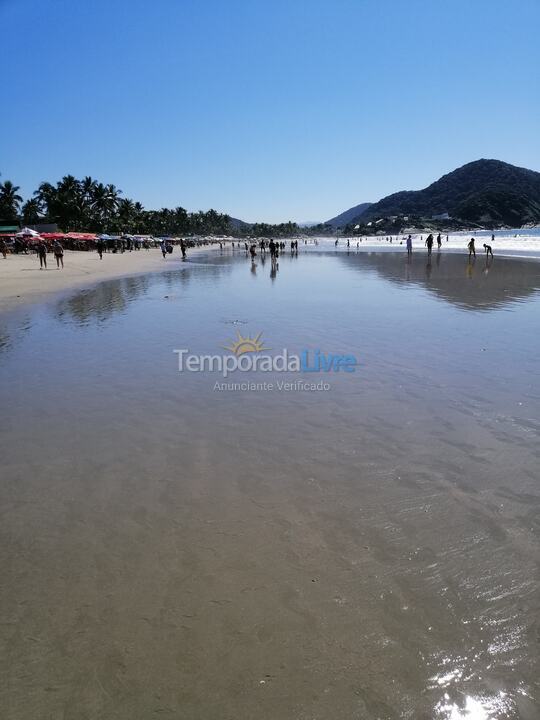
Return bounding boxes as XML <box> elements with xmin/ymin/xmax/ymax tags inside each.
<box><xmin>65</xmin><ymin>232</ymin><xmax>98</xmax><ymax>241</ymax></box>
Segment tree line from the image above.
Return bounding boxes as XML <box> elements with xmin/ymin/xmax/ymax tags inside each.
<box><xmin>0</xmin><ymin>175</ymin><xmax>301</xmax><ymax>237</ymax></box>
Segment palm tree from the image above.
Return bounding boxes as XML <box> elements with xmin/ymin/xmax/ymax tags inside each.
<box><xmin>89</xmin><ymin>183</ymin><xmax>120</xmax><ymax>230</ymax></box>
<box><xmin>0</xmin><ymin>180</ymin><xmax>23</xmax><ymax>222</ymax></box>
<box><xmin>81</xmin><ymin>176</ymin><xmax>97</xmax><ymax>199</ymax></box>
<box><xmin>22</xmin><ymin>198</ymin><xmax>43</xmax><ymax>224</ymax></box>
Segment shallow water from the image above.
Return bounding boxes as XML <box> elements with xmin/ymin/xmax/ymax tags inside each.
<box><xmin>1</xmin><ymin>249</ymin><xmax>539</xmax><ymax>719</ymax></box>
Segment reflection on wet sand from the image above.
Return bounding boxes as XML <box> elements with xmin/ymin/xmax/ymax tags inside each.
<box><xmin>52</xmin><ymin>262</ymin><xmax>231</xmax><ymax>326</ymax></box>
<box><xmin>338</xmin><ymin>250</ymin><xmax>540</xmax><ymax>311</ymax></box>
<box><xmin>1</xmin><ymin>251</ymin><xmax>539</xmax><ymax>719</ymax></box>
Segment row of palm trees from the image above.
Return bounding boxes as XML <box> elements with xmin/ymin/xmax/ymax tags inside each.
<box><xmin>0</xmin><ymin>175</ymin><xmax>232</xmax><ymax>236</ymax></box>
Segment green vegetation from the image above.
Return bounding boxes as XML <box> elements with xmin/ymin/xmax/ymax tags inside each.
<box><xmin>339</xmin><ymin>160</ymin><xmax>540</xmax><ymax>231</ymax></box>
<box><xmin>248</xmin><ymin>222</ymin><xmax>300</xmax><ymax>238</ymax></box>
<box><xmin>0</xmin><ymin>180</ymin><xmax>23</xmax><ymax>223</ymax></box>
<box><xmin>0</xmin><ymin>175</ymin><xmax>231</xmax><ymax>236</ymax></box>
<box><xmin>0</xmin><ymin>174</ymin><xmax>305</xmax><ymax>237</ymax></box>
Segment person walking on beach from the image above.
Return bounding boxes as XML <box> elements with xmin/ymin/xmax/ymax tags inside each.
<box><xmin>180</xmin><ymin>239</ymin><xmax>187</xmax><ymax>259</ymax></box>
<box><xmin>160</xmin><ymin>240</ymin><xmax>167</xmax><ymax>259</ymax></box>
<box><xmin>53</xmin><ymin>240</ymin><xmax>64</xmax><ymax>268</ymax></box>
<box><xmin>425</xmin><ymin>234</ymin><xmax>434</xmax><ymax>254</ymax></box>
<box><xmin>37</xmin><ymin>239</ymin><xmax>47</xmax><ymax>269</ymax></box>
<box><xmin>437</xmin><ymin>233</ymin><xmax>442</xmax><ymax>250</ymax></box>
<box><xmin>0</xmin><ymin>239</ymin><xmax>7</xmax><ymax>259</ymax></box>
<box><xmin>96</xmin><ymin>238</ymin><xmax>105</xmax><ymax>259</ymax></box>
<box><xmin>468</xmin><ymin>237</ymin><xmax>476</xmax><ymax>258</ymax></box>
<box><xmin>406</xmin><ymin>234</ymin><xmax>413</xmax><ymax>256</ymax></box>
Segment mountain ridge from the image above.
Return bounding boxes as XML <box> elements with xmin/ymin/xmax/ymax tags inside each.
<box><xmin>337</xmin><ymin>160</ymin><xmax>540</xmax><ymax>229</ymax></box>
<box><xmin>326</xmin><ymin>202</ymin><xmax>372</xmax><ymax>228</ymax></box>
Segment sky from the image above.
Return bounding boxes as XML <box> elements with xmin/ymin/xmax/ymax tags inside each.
<box><xmin>1</xmin><ymin>0</ymin><xmax>539</xmax><ymax>223</ymax></box>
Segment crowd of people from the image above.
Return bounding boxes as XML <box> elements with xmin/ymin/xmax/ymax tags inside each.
<box><xmin>0</xmin><ymin>232</ymin><xmax>497</xmax><ymax>274</ymax></box>
<box><xmin>0</xmin><ymin>234</ymin><xmax>213</xmax><ymax>267</ymax></box>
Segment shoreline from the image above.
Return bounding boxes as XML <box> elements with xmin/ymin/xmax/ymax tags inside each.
<box><xmin>2</xmin><ymin>238</ymin><xmax>540</xmax><ymax>315</ymax></box>
<box><xmin>0</xmin><ymin>247</ymin><xmax>213</xmax><ymax>315</ymax></box>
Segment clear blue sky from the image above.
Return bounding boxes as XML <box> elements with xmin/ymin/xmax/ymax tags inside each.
<box><xmin>2</xmin><ymin>0</ymin><xmax>539</xmax><ymax>223</ymax></box>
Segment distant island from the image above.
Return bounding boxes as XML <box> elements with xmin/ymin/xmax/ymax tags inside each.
<box><xmin>1</xmin><ymin>159</ymin><xmax>539</xmax><ymax>239</ymax></box>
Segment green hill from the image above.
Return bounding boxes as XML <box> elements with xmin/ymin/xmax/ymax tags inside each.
<box><xmin>345</xmin><ymin>160</ymin><xmax>540</xmax><ymax>228</ymax></box>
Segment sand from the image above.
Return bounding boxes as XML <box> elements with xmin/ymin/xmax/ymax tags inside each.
<box><xmin>1</xmin><ymin>251</ymin><xmax>539</xmax><ymax>719</ymax></box>
<box><xmin>0</xmin><ymin>249</ymin><xmax>185</xmax><ymax>313</ymax></box>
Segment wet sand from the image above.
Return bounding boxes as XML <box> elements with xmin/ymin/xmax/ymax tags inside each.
<box><xmin>1</xmin><ymin>250</ymin><xmax>539</xmax><ymax>719</ymax></box>
<box><xmin>0</xmin><ymin>248</ymin><xmax>194</xmax><ymax>313</ymax></box>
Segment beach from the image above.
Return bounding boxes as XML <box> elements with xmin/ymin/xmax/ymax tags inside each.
<box><xmin>4</xmin><ymin>0</ymin><xmax>539</xmax><ymax>715</ymax></box>
<box><xmin>2</xmin><ymin>230</ymin><xmax>540</xmax><ymax>314</ymax></box>
<box><xmin>1</xmin><ymin>248</ymin><xmax>539</xmax><ymax>719</ymax></box>
<box><xmin>0</xmin><ymin>248</ymin><xmax>187</xmax><ymax>313</ymax></box>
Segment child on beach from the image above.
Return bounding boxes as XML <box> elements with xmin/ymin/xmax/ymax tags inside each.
<box><xmin>483</xmin><ymin>243</ymin><xmax>493</xmax><ymax>258</ymax></box>
<box><xmin>468</xmin><ymin>238</ymin><xmax>476</xmax><ymax>258</ymax></box>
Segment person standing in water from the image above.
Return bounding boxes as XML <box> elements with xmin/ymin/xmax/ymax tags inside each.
<box><xmin>468</xmin><ymin>237</ymin><xmax>476</xmax><ymax>258</ymax></box>
<box><xmin>53</xmin><ymin>240</ymin><xmax>64</xmax><ymax>268</ymax></box>
<box><xmin>406</xmin><ymin>234</ymin><xmax>413</xmax><ymax>256</ymax></box>
<box><xmin>437</xmin><ymin>233</ymin><xmax>442</xmax><ymax>250</ymax></box>
<box><xmin>37</xmin><ymin>239</ymin><xmax>47</xmax><ymax>269</ymax></box>
<box><xmin>425</xmin><ymin>234</ymin><xmax>434</xmax><ymax>254</ymax></box>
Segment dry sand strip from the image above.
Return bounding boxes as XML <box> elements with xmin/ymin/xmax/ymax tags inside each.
<box><xmin>0</xmin><ymin>248</ymin><xmax>210</xmax><ymax>313</ymax></box>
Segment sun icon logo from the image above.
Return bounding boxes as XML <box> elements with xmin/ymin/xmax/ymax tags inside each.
<box><xmin>223</xmin><ymin>331</ymin><xmax>270</xmax><ymax>356</ymax></box>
